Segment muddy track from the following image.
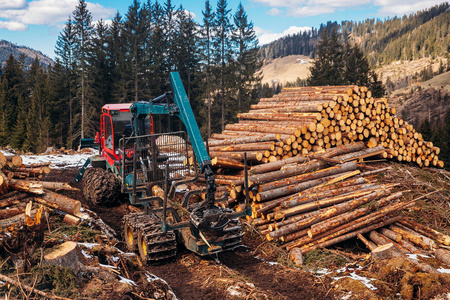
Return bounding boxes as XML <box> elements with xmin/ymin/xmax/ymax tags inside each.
<box><xmin>47</xmin><ymin>168</ymin><xmax>334</xmax><ymax>299</ymax></box>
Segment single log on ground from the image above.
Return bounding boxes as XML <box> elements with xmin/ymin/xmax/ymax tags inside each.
<box><xmin>7</xmin><ymin>178</ymin><xmax>44</xmax><ymax>194</ymax></box>
<box><xmin>398</xmin><ymin>218</ymin><xmax>450</xmax><ymax>246</ymax></box>
<box><xmin>0</xmin><ymin>202</ymin><xmax>28</xmax><ymax>219</ymax></box>
<box><xmin>63</xmin><ymin>214</ymin><xmax>81</xmax><ymax>226</ymax></box>
<box><xmin>357</xmin><ymin>233</ymin><xmax>377</xmax><ymax>251</ymax></box>
<box><xmin>0</xmin><ymin>193</ymin><xmax>29</xmax><ymax>208</ymax></box>
<box><xmin>390</xmin><ymin>225</ymin><xmax>429</xmax><ymax>250</ymax></box>
<box><xmin>35</xmin><ymin>190</ymin><xmax>82</xmax><ymax>215</ymax></box>
<box><xmin>369</xmin><ymin>230</ymin><xmax>394</xmax><ymax>246</ymax></box>
<box><xmin>290</xmin><ymin>248</ymin><xmax>303</xmax><ymax>266</ymax></box>
<box><xmin>379</xmin><ymin>228</ymin><xmax>402</xmax><ymax>242</ymax></box>
<box><xmin>435</xmin><ymin>248</ymin><xmax>450</xmax><ymax>266</ymax></box>
<box><xmin>29</xmin><ymin>181</ymin><xmax>80</xmax><ymax>192</ymax></box>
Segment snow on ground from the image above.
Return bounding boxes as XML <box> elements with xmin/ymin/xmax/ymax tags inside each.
<box><xmin>1</xmin><ymin>148</ymin><xmax>98</xmax><ymax>169</ymax></box>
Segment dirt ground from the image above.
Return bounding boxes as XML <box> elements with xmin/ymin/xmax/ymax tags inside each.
<box><xmin>45</xmin><ymin>168</ymin><xmax>335</xmax><ymax>300</ymax></box>
<box><xmin>13</xmin><ymin>162</ymin><xmax>448</xmax><ymax>300</ymax></box>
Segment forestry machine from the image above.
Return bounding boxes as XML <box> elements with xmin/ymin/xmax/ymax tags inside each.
<box><xmin>75</xmin><ymin>72</ymin><xmax>251</xmax><ymax>263</ymax></box>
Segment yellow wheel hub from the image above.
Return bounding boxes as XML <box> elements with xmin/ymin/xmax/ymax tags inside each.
<box><xmin>141</xmin><ymin>238</ymin><xmax>147</xmax><ymax>256</ymax></box>
<box><xmin>126</xmin><ymin>227</ymin><xmax>134</xmax><ymax>246</ymax></box>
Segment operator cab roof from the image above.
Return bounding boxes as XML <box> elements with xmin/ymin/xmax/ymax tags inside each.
<box><xmin>102</xmin><ymin>103</ymin><xmax>132</xmax><ymax>113</ymax></box>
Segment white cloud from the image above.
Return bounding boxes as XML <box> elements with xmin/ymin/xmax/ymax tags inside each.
<box><xmin>267</xmin><ymin>8</ymin><xmax>282</xmax><ymax>16</ymax></box>
<box><xmin>251</xmin><ymin>0</ymin><xmax>445</xmax><ymax>17</ymax></box>
<box><xmin>0</xmin><ymin>0</ymin><xmax>115</xmax><ymax>29</ymax></box>
<box><xmin>0</xmin><ymin>0</ymin><xmax>27</xmax><ymax>9</ymax></box>
<box><xmin>256</xmin><ymin>25</ymin><xmax>311</xmax><ymax>45</ymax></box>
<box><xmin>0</xmin><ymin>21</ymin><xmax>27</xmax><ymax>31</ymax></box>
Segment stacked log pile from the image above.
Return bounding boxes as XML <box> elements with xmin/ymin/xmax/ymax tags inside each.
<box><xmin>0</xmin><ymin>151</ymin><xmax>81</xmax><ymax>228</ymax></box>
<box><xmin>205</xmin><ymin>85</ymin><xmax>442</xmax><ymax>168</ymax></box>
<box><xmin>191</xmin><ymin>85</ymin><xmax>447</xmax><ymax>260</ymax></box>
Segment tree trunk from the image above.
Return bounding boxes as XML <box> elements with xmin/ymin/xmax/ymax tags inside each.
<box><xmin>35</xmin><ymin>190</ymin><xmax>81</xmax><ymax>215</ymax></box>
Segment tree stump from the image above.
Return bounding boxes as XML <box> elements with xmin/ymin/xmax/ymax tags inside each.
<box><xmin>44</xmin><ymin>241</ymin><xmax>87</xmax><ymax>274</ymax></box>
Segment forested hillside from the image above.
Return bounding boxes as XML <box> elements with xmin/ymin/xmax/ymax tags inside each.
<box><xmin>0</xmin><ymin>0</ymin><xmax>261</xmax><ymax>153</ymax></box>
<box><xmin>259</xmin><ymin>3</ymin><xmax>450</xmax><ymax>66</ymax></box>
<box><xmin>0</xmin><ymin>40</ymin><xmax>53</xmax><ymax>69</ymax></box>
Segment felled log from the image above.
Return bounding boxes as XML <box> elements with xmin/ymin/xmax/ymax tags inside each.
<box><xmin>63</xmin><ymin>214</ymin><xmax>81</xmax><ymax>226</ymax></box>
<box><xmin>0</xmin><ymin>201</ymin><xmax>27</xmax><ymax>218</ymax></box>
<box><xmin>390</xmin><ymin>225</ymin><xmax>428</xmax><ymax>250</ymax></box>
<box><xmin>379</xmin><ymin>228</ymin><xmax>402</xmax><ymax>242</ymax></box>
<box><xmin>290</xmin><ymin>248</ymin><xmax>303</xmax><ymax>266</ymax></box>
<box><xmin>4</xmin><ymin>154</ymin><xmax>22</xmax><ymax>167</ymax></box>
<box><xmin>268</xmin><ymin>189</ymin><xmax>391</xmax><ymax>241</ymax></box>
<box><xmin>29</xmin><ymin>181</ymin><xmax>79</xmax><ymax>192</ymax></box>
<box><xmin>13</xmin><ymin>166</ymin><xmax>51</xmax><ymax>175</ymax></box>
<box><xmin>34</xmin><ymin>190</ymin><xmax>81</xmax><ymax>215</ymax></box>
<box><xmin>299</xmin><ymin>216</ymin><xmax>401</xmax><ymax>254</ymax></box>
<box><xmin>435</xmin><ymin>248</ymin><xmax>450</xmax><ymax>266</ymax></box>
<box><xmin>0</xmin><ymin>152</ymin><xmax>6</xmax><ymax>167</ymax></box>
<box><xmin>307</xmin><ymin>190</ymin><xmax>401</xmax><ymax>238</ymax></box>
<box><xmin>7</xmin><ymin>178</ymin><xmax>44</xmax><ymax>194</ymax></box>
<box><xmin>398</xmin><ymin>218</ymin><xmax>450</xmax><ymax>246</ymax></box>
<box><xmin>357</xmin><ymin>233</ymin><xmax>377</xmax><ymax>251</ymax></box>
<box><xmin>211</xmin><ymin>157</ymin><xmax>244</xmax><ymax>169</ymax></box>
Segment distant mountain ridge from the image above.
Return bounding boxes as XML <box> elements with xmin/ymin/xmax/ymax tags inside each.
<box><xmin>0</xmin><ymin>40</ymin><xmax>53</xmax><ymax>69</ymax></box>
<box><xmin>259</xmin><ymin>3</ymin><xmax>450</xmax><ymax>67</ymax></box>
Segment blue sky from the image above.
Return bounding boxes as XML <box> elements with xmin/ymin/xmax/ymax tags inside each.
<box><xmin>0</xmin><ymin>0</ymin><xmax>446</xmax><ymax>59</ymax></box>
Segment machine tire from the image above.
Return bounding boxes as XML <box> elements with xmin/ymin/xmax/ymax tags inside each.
<box><xmin>82</xmin><ymin>168</ymin><xmax>120</xmax><ymax>205</ymax></box>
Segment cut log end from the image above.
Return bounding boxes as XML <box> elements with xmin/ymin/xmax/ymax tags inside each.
<box><xmin>372</xmin><ymin>243</ymin><xmax>403</xmax><ymax>260</ymax></box>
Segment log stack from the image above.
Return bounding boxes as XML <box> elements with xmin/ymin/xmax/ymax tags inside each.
<box><xmin>205</xmin><ymin>85</ymin><xmax>443</xmax><ymax>168</ymax></box>
<box><xmin>188</xmin><ymin>85</ymin><xmax>446</xmax><ymax>258</ymax></box>
<box><xmin>0</xmin><ymin>151</ymin><xmax>81</xmax><ymax>227</ymax></box>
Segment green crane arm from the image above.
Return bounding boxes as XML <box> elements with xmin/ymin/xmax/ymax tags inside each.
<box><xmin>129</xmin><ymin>72</ymin><xmax>216</xmax><ymax>205</ymax></box>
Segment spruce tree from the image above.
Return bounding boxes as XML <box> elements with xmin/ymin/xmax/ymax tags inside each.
<box><xmin>231</xmin><ymin>2</ymin><xmax>261</xmax><ymax>113</ymax></box>
<box><xmin>213</xmin><ymin>0</ymin><xmax>234</xmax><ymax>132</ymax></box>
<box><xmin>55</xmin><ymin>17</ymin><xmax>77</xmax><ymax>148</ymax></box>
<box><xmin>73</xmin><ymin>0</ymin><xmax>93</xmax><ymax>139</ymax></box>
<box><xmin>199</xmin><ymin>0</ymin><xmax>215</xmax><ymax>138</ymax></box>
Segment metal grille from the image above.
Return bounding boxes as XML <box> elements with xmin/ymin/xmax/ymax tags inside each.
<box><xmin>119</xmin><ymin>131</ymin><xmax>193</xmax><ymax>191</ymax></box>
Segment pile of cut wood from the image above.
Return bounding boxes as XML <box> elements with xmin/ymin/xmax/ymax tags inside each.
<box><xmin>205</xmin><ymin>85</ymin><xmax>442</xmax><ymax>168</ymax></box>
<box><xmin>193</xmin><ymin>85</ymin><xmax>449</xmax><ymax>264</ymax></box>
<box><xmin>0</xmin><ymin>151</ymin><xmax>82</xmax><ymax>230</ymax></box>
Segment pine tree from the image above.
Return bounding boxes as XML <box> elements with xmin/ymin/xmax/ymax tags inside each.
<box><xmin>73</xmin><ymin>0</ymin><xmax>93</xmax><ymax>140</ymax></box>
<box><xmin>0</xmin><ymin>75</ymin><xmax>10</xmax><ymax>146</ymax></box>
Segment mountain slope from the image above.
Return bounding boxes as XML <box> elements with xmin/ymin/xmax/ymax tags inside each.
<box><xmin>0</xmin><ymin>40</ymin><xmax>53</xmax><ymax>69</ymax></box>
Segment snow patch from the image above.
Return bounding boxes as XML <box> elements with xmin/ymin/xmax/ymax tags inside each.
<box><xmin>99</xmin><ymin>263</ymin><xmax>118</xmax><ymax>269</ymax></box>
<box><xmin>81</xmin><ymin>250</ymin><xmax>93</xmax><ymax>260</ymax></box>
<box><xmin>437</xmin><ymin>268</ymin><xmax>450</xmax><ymax>274</ymax></box>
<box><xmin>333</xmin><ymin>272</ymin><xmax>378</xmax><ymax>291</ymax></box>
<box><xmin>111</xmin><ymin>256</ymin><xmax>120</xmax><ymax>263</ymax></box>
<box><xmin>78</xmin><ymin>242</ymin><xmax>100</xmax><ymax>249</ymax></box>
<box><xmin>119</xmin><ymin>276</ymin><xmax>138</xmax><ymax>286</ymax></box>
